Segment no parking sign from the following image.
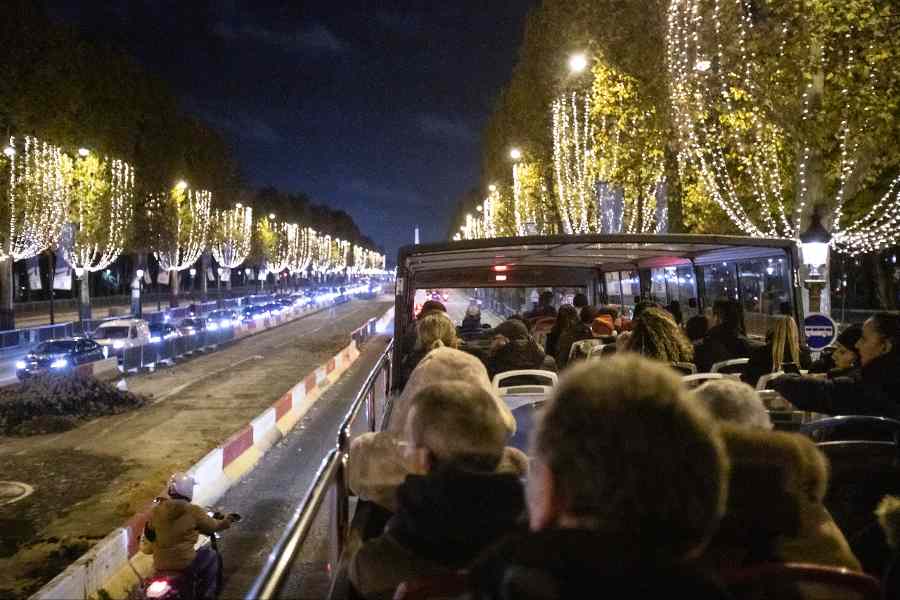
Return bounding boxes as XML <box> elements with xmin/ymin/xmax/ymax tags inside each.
<box><xmin>803</xmin><ymin>313</ymin><xmax>837</xmax><ymax>351</ymax></box>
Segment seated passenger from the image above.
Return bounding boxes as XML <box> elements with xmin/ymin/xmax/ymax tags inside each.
<box><xmin>877</xmin><ymin>496</ymin><xmax>900</xmax><ymax>598</ymax></box>
<box><xmin>525</xmin><ymin>290</ymin><xmax>557</xmax><ymax>320</ymax></box>
<box><xmin>590</xmin><ymin>313</ymin><xmax>615</xmax><ymax>337</ymax></box>
<box><xmin>348</xmin><ymin>348</ymin><xmax>522</xmax><ymax>512</ymax></box>
<box><xmin>466</xmin><ymin>355</ymin><xmax>731</xmax><ymax>599</ymax></box>
<box><xmin>808</xmin><ymin>324</ymin><xmax>863</xmax><ymax>380</ymax></box>
<box><xmin>667</xmin><ymin>300</ymin><xmax>684</xmax><ymax>326</ymax></box>
<box><xmin>556</xmin><ymin>306</ymin><xmax>597</xmax><ymax>369</ymax></box>
<box><xmin>685</xmin><ymin>314</ymin><xmax>710</xmax><ymax>343</ymax></box>
<box><xmin>694</xmin><ymin>299</ymin><xmax>758</xmax><ymax>372</ymax></box>
<box><xmin>572</xmin><ymin>292</ymin><xmax>588</xmax><ymax>309</ymax></box>
<box><xmin>487</xmin><ymin>319</ymin><xmax>556</xmax><ymax>384</ymax></box>
<box><xmin>768</xmin><ymin>314</ymin><xmax>900</xmax><ymax>420</ymax></box>
<box><xmin>545</xmin><ymin>304</ymin><xmax>578</xmax><ymax>360</ymax></box>
<box><xmin>690</xmin><ymin>379</ymin><xmax>861</xmax><ymax>572</ymax></box>
<box><xmin>459</xmin><ymin>304</ymin><xmax>483</xmax><ymax>335</ymax></box>
<box><xmin>398</xmin><ymin>312</ymin><xmax>459</xmax><ymax>389</ymax></box>
<box><xmin>349</xmin><ymin>381</ymin><xmax>525</xmax><ymax>600</ymax></box>
<box><xmin>742</xmin><ymin>316</ymin><xmax>811</xmax><ymax>387</ymax></box>
<box><xmin>622</xmin><ymin>307</ymin><xmax>694</xmax><ymax>365</ymax></box>
<box><xmin>401</xmin><ymin>299</ymin><xmax>447</xmax><ymax>356</ymax></box>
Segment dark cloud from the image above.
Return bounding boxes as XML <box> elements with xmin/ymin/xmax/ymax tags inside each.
<box><xmin>416</xmin><ymin>114</ymin><xmax>477</xmax><ymax>145</ymax></box>
<box><xmin>340</xmin><ymin>179</ymin><xmax>427</xmax><ymax>208</ymax></box>
<box><xmin>201</xmin><ymin>111</ymin><xmax>282</xmax><ymax>144</ymax></box>
<box><xmin>213</xmin><ymin>21</ymin><xmax>347</xmax><ymax>54</ymax></box>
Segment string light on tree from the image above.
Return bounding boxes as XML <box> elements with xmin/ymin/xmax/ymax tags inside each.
<box><xmin>211</xmin><ymin>204</ymin><xmax>253</xmax><ymax>270</ymax></box>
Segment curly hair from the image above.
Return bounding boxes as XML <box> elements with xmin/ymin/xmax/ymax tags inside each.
<box><xmin>415</xmin><ymin>312</ymin><xmax>459</xmax><ymax>352</ymax></box>
<box><xmin>625</xmin><ymin>307</ymin><xmax>694</xmax><ymax>364</ymax></box>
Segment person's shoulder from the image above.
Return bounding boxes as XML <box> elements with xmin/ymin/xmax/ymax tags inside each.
<box><xmin>351</xmin><ymin>532</ymin><xmax>444</xmax><ymax>599</ymax></box>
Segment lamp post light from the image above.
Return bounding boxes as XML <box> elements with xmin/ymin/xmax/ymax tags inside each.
<box><xmin>78</xmin><ymin>147</ymin><xmax>90</xmax><ymax>158</ymax></box>
<box><xmin>132</xmin><ymin>268</ymin><xmax>144</xmax><ymax>318</ymax></box>
<box><xmin>799</xmin><ymin>207</ymin><xmax>832</xmax><ymax>315</ymax></box>
<box><xmin>189</xmin><ymin>267</ymin><xmax>197</xmax><ymax>301</ymax></box>
<box><xmin>488</xmin><ymin>184</ymin><xmax>497</xmax><ymax>192</ymax></box>
<box><xmin>568</xmin><ymin>52</ymin><xmax>588</xmax><ymax>74</ymax></box>
<box><xmin>509</xmin><ymin>148</ymin><xmax>522</xmax><ymax>161</ymax></box>
<box><xmin>175</xmin><ymin>180</ymin><xmax>188</xmax><ymax>192</ymax></box>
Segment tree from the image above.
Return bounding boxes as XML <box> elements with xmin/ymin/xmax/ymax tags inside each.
<box><xmin>149</xmin><ymin>186</ymin><xmax>211</xmax><ymax>306</ymax></box>
<box><xmin>210</xmin><ymin>205</ymin><xmax>252</xmax><ymax>290</ymax></box>
<box><xmin>60</xmin><ymin>152</ymin><xmax>135</xmax><ymax>319</ymax></box>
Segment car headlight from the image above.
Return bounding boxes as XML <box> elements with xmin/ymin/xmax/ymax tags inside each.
<box><xmin>207</xmin><ymin>322</ymin><xmax>219</xmax><ymax>331</ymax></box>
<box><xmin>150</xmin><ymin>336</ymin><xmax>162</xmax><ymax>343</ymax></box>
<box><xmin>51</xmin><ymin>358</ymin><xmax>68</xmax><ymax>369</ymax></box>
<box><xmin>113</xmin><ymin>340</ymin><xmax>125</xmax><ymax>349</ymax></box>
<box><xmin>15</xmin><ymin>360</ymin><xmax>26</xmax><ymax>369</ymax></box>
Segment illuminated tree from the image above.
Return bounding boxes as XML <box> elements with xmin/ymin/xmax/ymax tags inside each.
<box><xmin>210</xmin><ymin>204</ymin><xmax>252</xmax><ymax>289</ymax></box>
<box><xmin>289</xmin><ymin>226</ymin><xmax>316</xmax><ymax>279</ymax></box>
<box><xmin>60</xmin><ymin>152</ymin><xmax>135</xmax><ymax>319</ymax></box>
<box><xmin>149</xmin><ymin>185</ymin><xmax>211</xmax><ymax>307</ymax></box>
<box><xmin>0</xmin><ymin>135</ymin><xmax>70</xmax><ymax>329</ymax></box>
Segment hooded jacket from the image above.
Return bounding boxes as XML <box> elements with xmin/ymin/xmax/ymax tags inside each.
<box><xmin>349</xmin><ymin>466</ymin><xmax>525</xmax><ymax>599</ymax></box>
<box><xmin>487</xmin><ymin>320</ymin><xmax>556</xmax><ymax>381</ymax></box>
<box><xmin>694</xmin><ymin>324</ymin><xmax>758</xmax><ymax>373</ymax></box>
<box><xmin>768</xmin><ymin>351</ymin><xmax>900</xmax><ymax>419</ymax></box>
<box><xmin>139</xmin><ymin>498</ymin><xmax>230</xmax><ymax>571</ymax></box>
<box><xmin>467</xmin><ymin>529</ymin><xmax>731</xmax><ymax>600</ymax></box>
<box><xmin>698</xmin><ymin>425</ymin><xmax>860</xmax><ymax>572</ymax></box>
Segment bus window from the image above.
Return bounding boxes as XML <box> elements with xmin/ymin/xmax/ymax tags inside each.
<box><xmin>702</xmin><ymin>262</ymin><xmax>739</xmax><ymax>307</ymax></box>
<box><xmin>605</xmin><ymin>272</ymin><xmax>623</xmax><ymax>307</ymax></box>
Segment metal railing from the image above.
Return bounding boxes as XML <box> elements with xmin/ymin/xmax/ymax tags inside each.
<box><xmin>244</xmin><ymin>338</ymin><xmax>393</xmax><ymax>600</ymax></box>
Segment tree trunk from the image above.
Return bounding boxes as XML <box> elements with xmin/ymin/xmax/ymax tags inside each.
<box><xmin>79</xmin><ymin>271</ymin><xmax>92</xmax><ymax>321</ymax></box>
<box><xmin>200</xmin><ymin>253</ymin><xmax>209</xmax><ymax>301</ymax></box>
<box><xmin>169</xmin><ymin>270</ymin><xmax>179</xmax><ymax>308</ymax></box>
<box><xmin>636</xmin><ymin>187</ymin><xmax>645</xmax><ymax>233</ymax></box>
<box><xmin>0</xmin><ymin>258</ymin><xmax>15</xmax><ymax>330</ymax></box>
<box><xmin>876</xmin><ymin>253</ymin><xmax>897</xmax><ymax>310</ymax></box>
<box><xmin>664</xmin><ymin>146</ymin><xmax>684</xmax><ymax>233</ymax></box>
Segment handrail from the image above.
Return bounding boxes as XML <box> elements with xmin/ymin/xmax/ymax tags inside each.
<box><xmin>244</xmin><ymin>338</ymin><xmax>394</xmax><ymax>600</ymax></box>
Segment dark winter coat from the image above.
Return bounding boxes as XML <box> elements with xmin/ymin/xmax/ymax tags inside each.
<box><xmin>768</xmin><ymin>351</ymin><xmax>900</xmax><ymax>419</ymax></box>
<box><xmin>349</xmin><ymin>466</ymin><xmax>525</xmax><ymax>600</ymax></box>
<box><xmin>467</xmin><ymin>529</ymin><xmax>731</xmax><ymax>600</ymax></box>
<box><xmin>555</xmin><ymin>322</ymin><xmax>593</xmax><ymax>369</ymax></box>
<box><xmin>694</xmin><ymin>325</ymin><xmax>759</xmax><ymax>373</ymax></box>
<box><xmin>742</xmin><ymin>339</ymin><xmax>812</xmax><ymax>387</ymax></box>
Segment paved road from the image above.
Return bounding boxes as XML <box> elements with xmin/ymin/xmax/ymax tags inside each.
<box><xmin>439</xmin><ymin>289</ymin><xmax>504</xmax><ymax>328</ymax></box>
<box><xmin>0</xmin><ymin>298</ymin><xmax>392</xmax><ymax>599</ymax></box>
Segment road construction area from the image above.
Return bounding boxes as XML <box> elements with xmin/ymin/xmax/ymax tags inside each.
<box><xmin>0</xmin><ymin>297</ymin><xmax>392</xmax><ymax>599</ymax></box>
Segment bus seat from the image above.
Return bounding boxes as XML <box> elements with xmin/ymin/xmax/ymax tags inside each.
<box><xmin>508</xmin><ymin>399</ymin><xmax>546</xmax><ymax>453</ymax></box>
<box><xmin>393</xmin><ymin>572</ymin><xmax>468</xmax><ymax>600</ymax></box>
<box><xmin>493</xmin><ymin>370</ymin><xmax>558</xmax><ymax>390</ymax></box>
<box><xmin>711</xmin><ymin>358</ymin><xmax>750</xmax><ymax>376</ymax></box>
<box><xmin>756</xmin><ymin>371</ymin><xmax>784</xmax><ymax>391</ymax></box>
<box><xmin>498</xmin><ymin>384</ymin><xmax>553</xmax><ymax>397</ymax></box>
<box><xmin>800</xmin><ymin>415</ymin><xmax>900</xmax><ymax>445</ymax></box>
<box><xmin>569</xmin><ymin>339</ymin><xmax>604</xmax><ymax>362</ymax></box>
<box><xmin>723</xmin><ymin>562</ymin><xmax>881</xmax><ymax>600</ymax></box>
<box><xmin>682</xmin><ymin>372</ymin><xmax>727</xmax><ymax>388</ymax></box>
<box><xmin>670</xmin><ymin>362</ymin><xmax>697</xmax><ymax>375</ymax></box>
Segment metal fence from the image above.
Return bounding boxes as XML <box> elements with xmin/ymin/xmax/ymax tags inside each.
<box><xmin>120</xmin><ymin>327</ymin><xmax>238</xmax><ymax>372</ymax></box>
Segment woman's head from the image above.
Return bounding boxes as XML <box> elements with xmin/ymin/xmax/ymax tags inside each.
<box><xmin>625</xmin><ymin>307</ymin><xmax>694</xmax><ymax>363</ymax></box>
<box><xmin>712</xmin><ymin>299</ymin><xmax>745</xmax><ymax>335</ymax></box>
<box><xmin>858</xmin><ymin>313</ymin><xmax>900</xmax><ymax>367</ymax></box>
<box><xmin>685</xmin><ymin>315</ymin><xmax>709</xmax><ymax>342</ymax></box>
<box><xmin>832</xmin><ymin>324</ymin><xmax>863</xmax><ymax>370</ymax></box>
<box><xmin>554</xmin><ymin>304</ymin><xmax>579</xmax><ymax>332</ymax></box>
<box><xmin>769</xmin><ymin>316</ymin><xmax>800</xmax><ymax>373</ymax></box>
<box><xmin>415</xmin><ymin>312</ymin><xmax>458</xmax><ymax>352</ymax></box>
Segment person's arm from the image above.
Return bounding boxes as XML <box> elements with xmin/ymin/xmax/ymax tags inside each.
<box><xmin>139</xmin><ymin>520</ymin><xmax>156</xmax><ymax>555</ymax></box>
<box><xmin>768</xmin><ymin>374</ymin><xmax>859</xmax><ymax>415</ymax></box>
<box><xmin>191</xmin><ymin>505</ymin><xmax>232</xmax><ymax>535</ymax></box>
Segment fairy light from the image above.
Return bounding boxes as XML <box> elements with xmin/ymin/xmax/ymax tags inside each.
<box><xmin>62</xmin><ymin>153</ymin><xmax>135</xmax><ymax>275</ymax></box>
<box><xmin>211</xmin><ymin>205</ymin><xmax>253</xmax><ymax>269</ymax></box>
<box><xmin>552</xmin><ymin>92</ymin><xmax>597</xmax><ymax>233</ymax></box>
<box><xmin>289</xmin><ymin>226</ymin><xmax>316</xmax><ymax>275</ymax></box>
<box><xmin>153</xmin><ymin>186</ymin><xmax>211</xmax><ymax>274</ymax></box>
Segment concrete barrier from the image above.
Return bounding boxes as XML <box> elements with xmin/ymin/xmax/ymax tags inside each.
<box><xmin>30</xmin><ymin>307</ymin><xmax>392</xmax><ymax>600</ymax></box>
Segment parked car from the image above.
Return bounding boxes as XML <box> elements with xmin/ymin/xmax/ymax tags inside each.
<box><xmin>148</xmin><ymin>322</ymin><xmax>181</xmax><ymax>343</ymax></box>
<box><xmin>178</xmin><ymin>317</ymin><xmax>207</xmax><ymax>337</ymax></box>
<box><xmin>91</xmin><ymin>319</ymin><xmax>152</xmax><ymax>350</ymax></box>
<box><xmin>208</xmin><ymin>309</ymin><xmax>239</xmax><ymax>328</ymax></box>
<box><xmin>16</xmin><ymin>338</ymin><xmax>105</xmax><ymax>380</ymax></box>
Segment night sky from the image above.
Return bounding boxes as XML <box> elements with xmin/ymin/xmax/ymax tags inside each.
<box><xmin>45</xmin><ymin>1</ymin><xmax>536</xmax><ymax>261</ymax></box>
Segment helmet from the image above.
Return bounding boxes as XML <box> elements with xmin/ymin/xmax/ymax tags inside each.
<box><xmin>167</xmin><ymin>472</ymin><xmax>196</xmax><ymax>501</ymax></box>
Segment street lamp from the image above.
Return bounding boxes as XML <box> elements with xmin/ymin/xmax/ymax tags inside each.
<box><xmin>132</xmin><ymin>268</ymin><xmax>144</xmax><ymax>318</ymax></box>
<box><xmin>476</xmin><ymin>205</ymin><xmax>483</xmax><ymax>213</ymax></box>
<box><xmin>694</xmin><ymin>59</ymin><xmax>712</xmax><ymax>72</ymax></box>
<box><xmin>268</xmin><ymin>213</ymin><xmax>276</xmax><ymax>220</ymax></box>
<box><xmin>509</xmin><ymin>148</ymin><xmax>522</xmax><ymax>161</ymax></box>
<box><xmin>2</xmin><ymin>146</ymin><xmax>14</xmax><ymax>158</ymax></box>
<box><xmin>175</xmin><ymin>180</ymin><xmax>188</xmax><ymax>191</ymax></box>
<box><xmin>488</xmin><ymin>184</ymin><xmax>497</xmax><ymax>192</ymax></box>
<box><xmin>78</xmin><ymin>147</ymin><xmax>90</xmax><ymax>157</ymax></box>
<box><xmin>800</xmin><ymin>207</ymin><xmax>831</xmax><ymax>314</ymax></box>
<box><xmin>568</xmin><ymin>52</ymin><xmax>588</xmax><ymax>74</ymax></box>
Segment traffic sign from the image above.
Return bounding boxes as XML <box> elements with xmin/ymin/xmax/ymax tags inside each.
<box><xmin>803</xmin><ymin>313</ymin><xmax>837</xmax><ymax>351</ymax></box>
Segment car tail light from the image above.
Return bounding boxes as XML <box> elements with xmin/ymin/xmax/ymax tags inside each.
<box><xmin>146</xmin><ymin>579</ymin><xmax>171</xmax><ymax>598</ymax></box>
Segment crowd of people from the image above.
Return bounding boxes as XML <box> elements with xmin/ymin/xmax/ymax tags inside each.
<box><xmin>339</xmin><ymin>292</ymin><xmax>900</xmax><ymax>599</ymax></box>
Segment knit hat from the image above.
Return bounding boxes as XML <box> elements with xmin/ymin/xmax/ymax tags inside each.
<box><xmin>491</xmin><ymin>319</ymin><xmax>530</xmax><ymax>341</ymax></box>
<box><xmin>835</xmin><ymin>323</ymin><xmax>862</xmax><ymax>350</ymax></box>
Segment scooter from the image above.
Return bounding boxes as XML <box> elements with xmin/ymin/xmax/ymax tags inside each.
<box><xmin>140</xmin><ymin>503</ymin><xmax>241</xmax><ymax>600</ymax></box>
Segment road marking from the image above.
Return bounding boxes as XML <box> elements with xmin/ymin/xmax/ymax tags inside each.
<box><xmin>150</xmin><ymin>354</ymin><xmax>264</xmax><ymax>405</ymax></box>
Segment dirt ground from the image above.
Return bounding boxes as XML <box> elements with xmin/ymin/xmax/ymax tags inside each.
<box><xmin>0</xmin><ymin>299</ymin><xmax>391</xmax><ymax>598</ymax></box>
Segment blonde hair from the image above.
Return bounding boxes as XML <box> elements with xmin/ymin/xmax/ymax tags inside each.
<box><xmin>626</xmin><ymin>307</ymin><xmax>694</xmax><ymax>364</ymax></box>
<box><xmin>415</xmin><ymin>312</ymin><xmax>458</xmax><ymax>352</ymax></box>
<box><xmin>769</xmin><ymin>316</ymin><xmax>800</xmax><ymax>373</ymax></box>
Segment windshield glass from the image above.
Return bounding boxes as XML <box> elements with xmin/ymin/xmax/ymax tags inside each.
<box><xmin>94</xmin><ymin>326</ymin><xmax>130</xmax><ymax>339</ymax></box>
<box><xmin>34</xmin><ymin>340</ymin><xmax>77</xmax><ymax>353</ymax></box>
<box><xmin>414</xmin><ymin>287</ymin><xmax>586</xmax><ymax>328</ymax></box>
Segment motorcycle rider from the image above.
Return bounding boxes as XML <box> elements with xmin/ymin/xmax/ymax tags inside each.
<box><xmin>140</xmin><ymin>473</ymin><xmax>236</xmax><ymax>599</ymax></box>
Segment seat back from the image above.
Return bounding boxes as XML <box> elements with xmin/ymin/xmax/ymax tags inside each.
<box><xmin>569</xmin><ymin>339</ymin><xmax>604</xmax><ymax>361</ymax></box>
<box><xmin>723</xmin><ymin>562</ymin><xmax>881</xmax><ymax>600</ymax></box>
<box><xmin>756</xmin><ymin>371</ymin><xmax>784</xmax><ymax>391</ymax></box>
<box><xmin>393</xmin><ymin>572</ymin><xmax>468</xmax><ymax>600</ymax></box>
<box><xmin>801</xmin><ymin>415</ymin><xmax>900</xmax><ymax>444</ymax></box>
<box><xmin>682</xmin><ymin>372</ymin><xmax>726</xmax><ymax>388</ymax></box>
<box><xmin>497</xmin><ymin>384</ymin><xmax>554</xmax><ymax>396</ymax></box>
<box><xmin>670</xmin><ymin>362</ymin><xmax>697</xmax><ymax>375</ymax></box>
<box><xmin>711</xmin><ymin>357</ymin><xmax>750</xmax><ymax>375</ymax></box>
<box><xmin>492</xmin><ymin>369</ymin><xmax>558</xmax><ymax>390</ymax></box>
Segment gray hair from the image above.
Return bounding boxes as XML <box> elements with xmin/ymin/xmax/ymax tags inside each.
<box><xmin>690</xmin><ymin>379</ymin><xmax>773</xmax><ymax>430</ymax></box>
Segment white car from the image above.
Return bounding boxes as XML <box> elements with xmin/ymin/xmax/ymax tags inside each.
<box><xmin>91</xmin><ymin>319</ymin><xmax>152</xmax><ymax>351</ymax></box>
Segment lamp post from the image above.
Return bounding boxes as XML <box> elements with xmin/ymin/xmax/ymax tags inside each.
<box><xmin>799</xmin><ymin>207</ymin><xmax>831</xmax><ymax>315</ymax></box>
<box><xmin>132</xmin><ymin>268</ymin><xmax>144</xmax><ymax>318</ymax></box>
<box><xmin>189</xmin><ymin>267</ymin><xmax>197</xmax><ymax>301</ymax></box>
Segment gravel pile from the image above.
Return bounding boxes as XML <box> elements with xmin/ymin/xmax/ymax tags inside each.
<box><xmin>0</xmin><ymin>374</ymin><xmax>146</xmax><ymax>436</ymax></box>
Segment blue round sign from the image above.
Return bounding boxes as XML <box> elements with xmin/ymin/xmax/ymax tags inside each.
<box><xmin>803</xmin><ymin>313</ymin><xmax>837</xmax><ymax>351</ymax></box>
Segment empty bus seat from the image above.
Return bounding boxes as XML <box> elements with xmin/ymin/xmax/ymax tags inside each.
<box><xmin>393</xmin><ymin>572</ymin><xmax>468</xmax><ymax>600</ymax></box>
<box><xmin>723</xmin><ymin>562</ymin><xmax>881</xmax><ymax>600</ymax></box>
<box><xmin>493</xmin><ymin>369</ymin><xmax>558</xmax><ymax>390</ymax></box>
<box><xmin>711</xmin><ymin>358</ymin><xmax>750</xmax><ymax>376</ymax></box>
<box><xmin>670</xmin><ymin>362</ymin><xmax>698</xmax><ymax>376</ymax></box>
<box><xmin>682</xmin><ymin>372</ymin><xmax>727</xmax><ymax>388</ymax></box>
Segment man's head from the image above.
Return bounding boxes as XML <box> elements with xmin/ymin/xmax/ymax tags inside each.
<box><xmin>538</xmin><ymin>290</ymin><xmax>554</xmax><ymax>307</ymax></box>
<box><xmin>572</xmin><ymin>292</ymin><xmax>589</xmax><ymax>309</ymax></box>
<box><xmin>167</xmin><ymin>472</ymin><xmax>196</xmax><ymax>502</ymax></box>
<box><xmin>528</xmin><ymin>355</ymin><xmax>728</xmax><ymax>559</ymax></box>
<box><xmin>419</xmin><ymin>299</ymin><xmax>447</xmax><ymax>317</ymax></box>
<box><xmin>691</xmin><ymin>379</ymin><xmax>773</xmax><ymax>430</ymax></box>
<box><xmin>405</xmin><ymin>381</ymin><xmax>508</xmax><ymax>474</ymax></box>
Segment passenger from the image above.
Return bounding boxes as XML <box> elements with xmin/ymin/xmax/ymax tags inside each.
<box><xmin>525</xmin><ymin>290</ymin><xmax>557</xmax><ymax>320</ymax></box>
<box><xmin>545</xmin><ymin>304</ymin><xmax>578</xmax><ymax>359</ymax></box>
<box><xmin>349</xmin><ymin>381</ymin><xmax>524</xmax><ymax>600</ymax></box>
<box><xmin>459</xmin><ymin>304</ymin><xmax>483</xmax><ymax>335</ymax></box>
<box><xmin>622</xmin><ymin>307</ymin><xmax>694</xmax><ymax>365</ymax></box>
<box><xmin>572</xmin><ymin>292</ymin><xmax>588</xmax><ymax>309</ymax></box>
<box><xmin>876</xmin><ymin>496</ymin><xmax>900</xmax><ymax>598</ymax></box>
<box><xmin>400</xmin><ymin>299</ymin><xmax>447</xmax><ymax>357</ymax></box>
<box><xmin>668</xmin><ymin>300</ymin><xmax>684</xmax><ymax>326</ymax></box>
<box><xmin>486</xmin><ymin>319</ymin><xmax>556</xmax><ymax>384</ymax></box>
<box><xmin>590</xmin><ymin>312</ymin><xmax>616</xmax><ymax>337</ymax></box>
<box><xmin>555</xmin><ymin>305</ymin><xmax>597</xmax><ymax>369</ymax></box>
<box><xmin>694</xmin><ymin>299</ymin><xmax>757</xmax><ymax>373</ymax></box>
<box><xmin>348</xmin><ymin>348</ymin><xmax>522</xmax><ymax>512</ymax></box>
<box><xmin>398</xmin><ymin>311</ymin><xmax>459</xmax><ymax>389</ymax></box>
<box><xmin>139</xmin><ymin>473</ymin><xmax>237</xmax><ymax>600</ymax></box>
<box><xmin>466</xmin><ymin>355</ymin><xmax>731</xmax><ymax>598</ymax></box>
<box><xmin>808</xmin><ymin>324</ymin><xmax>863</xmax><ymax>380</ymax></box>
<box><xmin>685</xmin><ymin>314</ymin><xmax>710</xmax><ymax>343</ymax></box>
<box><xmin>742</xmin><ymin>316</ymin><xmax>812</xmax><ymax>387</ymax></box>
<box><xmin>768</xmin><ymin>313</ymin><xmax>900</xmax><ymax>419</ymax></box>
<box><xmin>691</xmin><ymin>379</ymin><xmax>773</xmax><ymax>430</ymax></box>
